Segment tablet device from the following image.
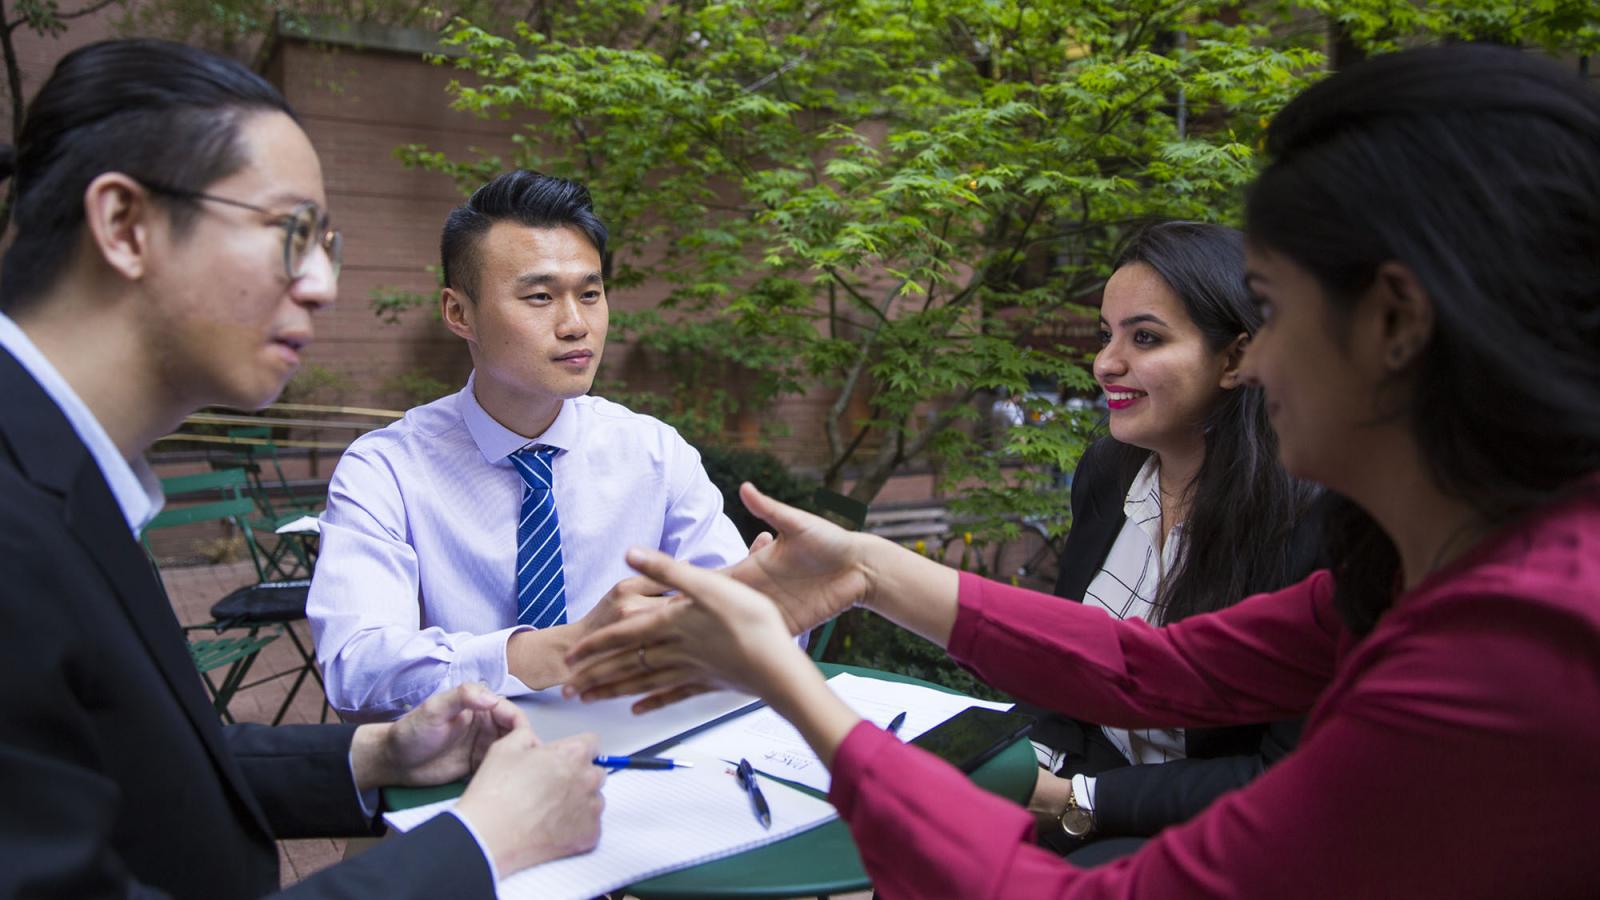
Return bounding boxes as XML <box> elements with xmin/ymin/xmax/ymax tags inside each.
<box><xmin>910</xmin><ymin>706</ymin><xmax>1035</xmax><ymax>772</ymax></box>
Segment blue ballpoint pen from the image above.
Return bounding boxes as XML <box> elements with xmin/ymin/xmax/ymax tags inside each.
<box><xmin>886</xmin><ymin>711</ymin><xmax>908</xmax><ymax>736</ymax></box>
<box><xmin>593</xmin><ymin>755</ymin><xmax>694</xmax><ymax>771</ymax></box>
<box><xmin>735</xmin><ymin>758</ymin><xmax>771</xmax><ymax>829</ymax></box>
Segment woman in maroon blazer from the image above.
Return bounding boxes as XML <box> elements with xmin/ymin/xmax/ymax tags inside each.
<box><xmin>569</xmin><ymin>44</ymin><xmax>1600</xmax><ymax>898</ymax></box>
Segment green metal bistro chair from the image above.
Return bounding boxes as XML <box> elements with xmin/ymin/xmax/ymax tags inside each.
<box><xmin>208</xmin><ymin>425</ymin><xmax>320</xmax><ymax>579</ymax></box>
<box><xmin>143</xmin><ymin>469</ymin><xmax>283</xmax><ymax>724</ymax></box>
<box><xmin>207</xmin><ymin>576</ymin><xmax>328</xmax><ymax>725</ymax></box>
<box><xmin>155</xmin><ymin>467</ymin><xmax>332</xmax><ymax>724</ymax></box>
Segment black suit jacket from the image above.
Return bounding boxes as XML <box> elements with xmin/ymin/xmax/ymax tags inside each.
<box><xmin>0</xmin><ymin>347</ymin><xmax>494</xmax><ymax>898</ymax></box>
<box><xmin>1018</xmin><ymin>437</ymin><xmax>1320</xmax><ymax>839</ymax></box>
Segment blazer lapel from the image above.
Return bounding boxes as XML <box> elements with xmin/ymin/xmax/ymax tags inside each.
<box><xmin>1055</xmin><ymin>441</ymin><xmax>1139</xmax><ymax>601</ymax></box>
<box><xmin>0</xmin><ymin>348</ymin><xmax>273</xmax><ymax>838</ymax></box>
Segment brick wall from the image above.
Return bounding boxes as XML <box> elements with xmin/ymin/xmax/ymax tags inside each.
<box><xmin>4</xmin><ymin>19</ymin><xmax>955</xmax><ymax>500</ymax></box>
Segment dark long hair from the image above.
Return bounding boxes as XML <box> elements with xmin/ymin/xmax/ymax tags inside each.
<box><xmin>1246</xmin><ymin>45</ymin><xmax>1600</xmax><ymax>633</ymax></box>
<box><xmin>1</xmin><ymin>39</ymin><xmax>293</xmax><ymax>311</ymax></box>
<box><xmin>1107</xmin><ymin>221</ymin><xmax>1320</xmax><ymax>624</ymax></box>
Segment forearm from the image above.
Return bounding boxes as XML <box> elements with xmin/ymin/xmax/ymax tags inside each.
<box><xmin>949</xmin><ymin>572</ymin><xmax>1337</xmax><ymax>728</ymax></box>
<box><xmin>350</xmin><ymin>723</ymin><xmax>397</xmax><ymax>793</ymax></box>
<box><xmin>1092</xmin><ymin>756</ymin><xmax>1264</xmax><ymax>835</ymax></box>
<box><xmin>226</xmin><ymin>722</ymin><xmax>375</xmax><ymax>838</ymax></box>
<box><xmin>829</xmin><ymin>724</ymin><xmax>1082</xmax><ymax>897</ymax></box>
<box><xmin>756</xmin><ymin>646</ymin><xmax>863</xmax><ymax>769</ymax></box>
<box><xmin>322</xmin><ymin>625</ymin><xmax>533</xmax><ymax>720</ymax></box>
<box><xmin>857</xmin><ymin>533</ymin><xmax>963</xmax><ymax>648</ymax></box>
<box><xmin>1028</xmin><ymin>768</ymin><xmax>1075</xmax><ymax>829</ymax></box>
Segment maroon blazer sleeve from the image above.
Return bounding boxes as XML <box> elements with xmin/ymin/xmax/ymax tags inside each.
<box><xmin>950</xmin><ymin>571</ymin><xmax>1342</xmax><ymax>729</ymax></box>
<box><xmin>827</xmin><ymin>531</ymin><xmax>1600</xmax><ymax>898</ymax></box>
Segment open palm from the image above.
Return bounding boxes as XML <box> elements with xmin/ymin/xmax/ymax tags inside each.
<box><xmin>723</xmin><ymin>482</ymin><xmax>874</xmax><ymax>635</ymax></box>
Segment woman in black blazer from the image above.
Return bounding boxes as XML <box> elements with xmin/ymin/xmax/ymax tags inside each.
<box><xmin>1017</xmin><ymin>222</ymin><xmax>1323</xmax><ymax>860</ymax></box>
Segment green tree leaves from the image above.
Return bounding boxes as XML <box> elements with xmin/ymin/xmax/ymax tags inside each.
<box><xmin>389</xmin><ymin>0</ymin><xmax>1592</xmax><ymax>539</ymax></box>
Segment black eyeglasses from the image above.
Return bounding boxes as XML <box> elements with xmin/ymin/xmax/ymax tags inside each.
<box><xmin>138</xmin><ymin>181</ymin><xmax>343</xmax><ymax>281</ymax></box>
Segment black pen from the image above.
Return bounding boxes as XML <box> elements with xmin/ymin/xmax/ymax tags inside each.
<box><xmin>735</xmin><ymin>758</ymin><xmax>771</xmax><ymax>829</ymax></box>
<box><xmin>593</xmin><ymin>755</ymin><xmax>694</xmax><ymax>771</ymax></box>
<box><xmin>886</xmin><ymin>711</ymin><xmax>907</xmax><ymax>736</ymax></box>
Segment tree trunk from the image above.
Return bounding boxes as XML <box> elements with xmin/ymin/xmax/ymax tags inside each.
<box><xmin>0</xmin><ymin>16</ymin><xmax>21</xmax><ymax>230</ymax></box>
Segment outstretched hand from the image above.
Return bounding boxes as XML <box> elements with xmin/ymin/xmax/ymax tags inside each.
<box><xmin>563</xmin><ymin>546</ymin><xmax>816</xmax><ymax>714</ymax></box>
<box><xmin>720</xmin><ymin>482</ymin><xmax>874</xmax><ymax>635</ymax></box>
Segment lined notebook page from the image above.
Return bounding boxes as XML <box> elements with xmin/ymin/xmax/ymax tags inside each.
<box><xmin>384</xmin><ymin>751</ymin><xmax>837</xmax><ymax>900</ymax></box>
<box><xmin>672</xmin><ymin>672</ymin><xmax>1011</xmax><ymax>791</ymax></box>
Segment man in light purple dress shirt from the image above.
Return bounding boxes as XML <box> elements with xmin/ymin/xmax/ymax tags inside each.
<box><xmin>308</xmin><ymin>171</ymin><xmax>747</xmax><ymax>722</ymax></box>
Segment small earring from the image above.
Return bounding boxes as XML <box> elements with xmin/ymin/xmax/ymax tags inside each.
<box><xmin>1387</xmin><ymin>344</ymin><xmax>1409</xmax><ymax>368</ymax></box>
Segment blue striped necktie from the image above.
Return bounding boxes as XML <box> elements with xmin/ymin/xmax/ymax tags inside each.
<box><xmin>510</xmin><ymin>445</ymin><xmax>568</xmax><ymax>628</ymax></box>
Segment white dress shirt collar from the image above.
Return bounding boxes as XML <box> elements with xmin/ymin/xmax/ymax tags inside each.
<box><xmin>1124</xmin><ymin>454</ymin><xmax>1183</xmax><ymax>572</ymax></box>
<box><xmin>0</xmin><ymin>312</ymin><xmax>163</xmax><ymax>535</ymax></box>
<box><xmin>458</xmin><ymin>370</ymin><xmax>579</xmax><ymax>464</ymax></box>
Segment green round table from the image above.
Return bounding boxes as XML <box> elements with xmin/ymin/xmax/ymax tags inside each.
<box><xmin>386</xmin><ymin>663</ymin><xmax>1035</xmax><ymax>899</ymax></box>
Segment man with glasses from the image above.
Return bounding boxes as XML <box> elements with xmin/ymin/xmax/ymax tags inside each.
<box><xmin>139</xmin><ymin>180</ymin><xmax>345</xmax><ymax>282</ymax></box>
<box><xmin>0</xmin><ymin>39</ymin><xmax>604</xmax><ymax>897</ymax></box>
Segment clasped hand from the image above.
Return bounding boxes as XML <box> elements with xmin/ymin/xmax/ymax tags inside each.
<box><xmin>563</xmin><ymin>483</ymin><xmax>873</xmax><ymax>712</ymax></box>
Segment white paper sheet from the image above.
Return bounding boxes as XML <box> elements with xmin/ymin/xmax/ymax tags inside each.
<box><xmin>670</xmin><ymin>672</ymin><xmax>1009</xmax><ymax>791</ymax></box>
<box><xmin>383</xmin><ymin>750</ymin><xmax>836</xmax><ymax>900</ymax></box>
<box><xmin>274</xmin><ymin>514</ymin><xmax>321</xmax><ymax>534</ymax></box>
<box><xmin>513</xmin><ymin>686</ymin><xmax>759</xmax><ymax>757</ymax></box>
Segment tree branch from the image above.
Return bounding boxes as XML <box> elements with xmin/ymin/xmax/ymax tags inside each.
<box><xmin>846</xmin><ymin>410</ymin><xmax>906</xmax><ymax>503</ymax></box>
<box><xmin>822</xmin><ymin>268</ymin><xmax>905</xmax><ymax>472</ymax></box>
<box><xmin>822</xmin><ymin>421</ymin><xmax>872</xmax><ymax>489</ymax></box>
<box><xmin>742</xmin><ymin>52</ymin><xmax>808</xmax><ymax>94</ymax></box>
<box><xmin>1</xmin><ymin>0</ymin><xmax>26</xmax><ymax>150</ymax></box>
<box><xmin>58</xmin><ymin>0</ymin><xmax>121</xmax><ymax>22</ymax></box>
<box><xmin>902</xmin><ymin>385</ymin><xmax>981</xmax><ymax>462</ymax></box>
<box><xmin>824</xmin><ymin>266</ymin><xmax>894</xmax><ymax>325</ymax></box>
<box><xmin>824</xmin><ymin>339</ymin><xmax>873</xmax><ymax>467</ymax></box>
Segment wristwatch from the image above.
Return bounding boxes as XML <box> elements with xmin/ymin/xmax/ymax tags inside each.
<box><xmin>1058</xmin><ymin>782</ymin><xmax>1095</xmax><ymax>838</ymax></box>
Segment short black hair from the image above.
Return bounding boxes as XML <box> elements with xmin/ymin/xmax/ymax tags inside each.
<box><xmin>0</xmin><ymin>39</ymin><xmax>295</xmax><ymax>312</ymax></box>
<box><xmin>439</xmin><ymin>169</ymin><xmax>609</xmax><ymax>299</ymax></box>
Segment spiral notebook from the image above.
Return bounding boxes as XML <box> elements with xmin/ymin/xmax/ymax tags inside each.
<box><xmin>383</xmin><ymin>751</ymin><xmax>837</xmax><ymax>900</ymax></box>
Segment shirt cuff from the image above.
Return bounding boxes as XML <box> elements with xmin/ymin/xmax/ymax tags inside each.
<box><xmin>1030</xmin><ymin>739</ymin><xmax>1062</xmax><ymax>771</ymax></box>
<box><xmin>349</xmin><ymin>750</ymin><xmax>381</xmax><ymax>820</ymax></box>
<box><xmin>494</xmin><ymin>625</ymin><xmax>538</xmax><ymax>696</ymax></box>
<box><xmin>446</xmin><ymin>809</ymin><xmax>502</xmax><ymax>885</ymax></box>
<box><xmin>1072</xmin><ymin>773</ymin><xmax>1097</xmax><ymax>814</ymax></box>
